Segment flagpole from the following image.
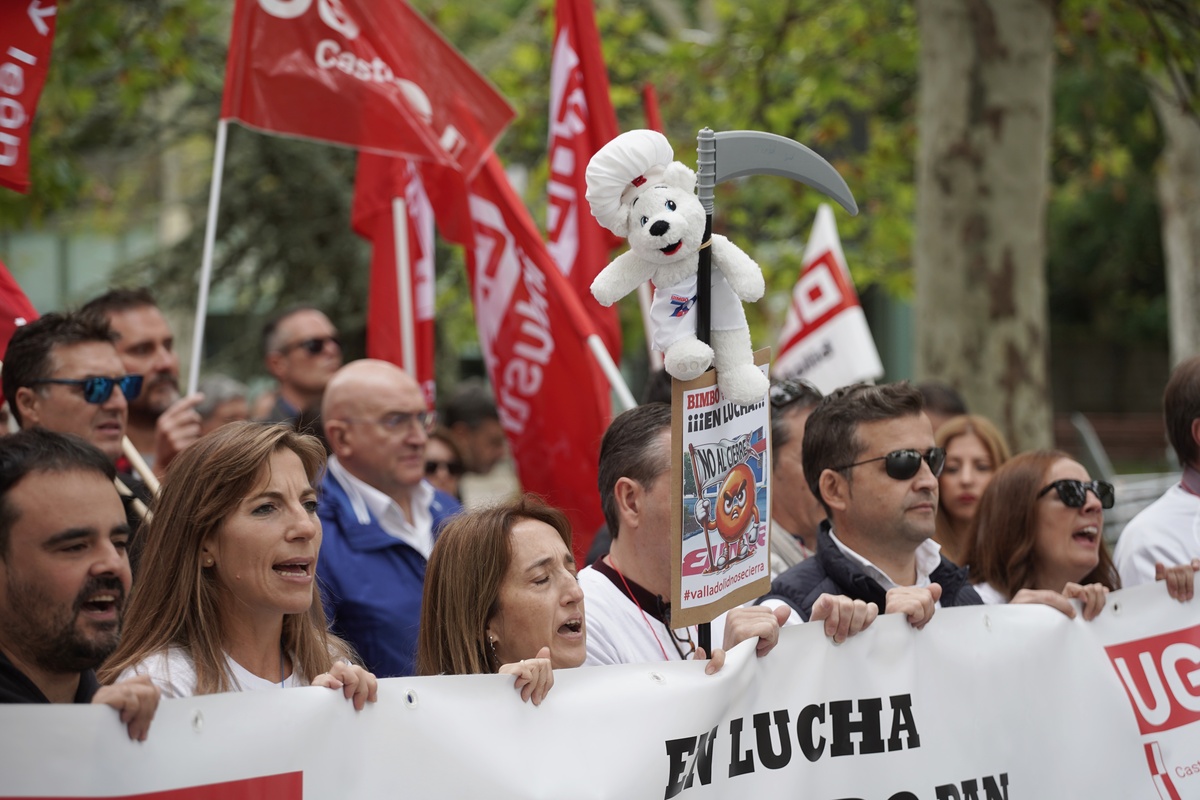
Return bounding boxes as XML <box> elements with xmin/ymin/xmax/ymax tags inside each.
<box><xmin>391</xmin><ymin>196</ymin><xmax>417</xmax><ymax>379</ymax></box>
<box><xmin>636</xmin><ymin>281</ymin><xmax>663</xmax><ymax>372</ymax></box>
<box><xmin>187</xmin><ymin>119</ymin><xmax>229</xmax><ymax>397</ymax></box>
<box><xmin>587</xmin><ymin>335</ymin><xmax>636</xmax><ymax>411</ymax></box>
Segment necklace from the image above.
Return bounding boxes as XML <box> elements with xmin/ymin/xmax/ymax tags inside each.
<box><xmin>607</xmin><ymin>554</ymin><xmax>672</xmax><ymax>661</ymax></box>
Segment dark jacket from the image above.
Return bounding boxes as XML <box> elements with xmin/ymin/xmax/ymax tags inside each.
<box><xmin>317</xmin><ymin>471</ymin><xmax>461</xmax><ymax>678</ymax></box>
<box><xmin>760</xmin><ymin>525</ymin><xmax>981</xmax><ymax>621</ymax></box>
<box><xmin>0</xmin><ymin>649</ymin><xmax>99</xmax><ymax>704</ymax></box>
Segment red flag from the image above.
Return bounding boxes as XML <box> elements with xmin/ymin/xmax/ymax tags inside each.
<box><xmin>352</xmin><ymin>154</ymin><xmax>437</xmax><ymax>405</ymax></box>
<box><xmin>0</xmin><ymin>258</ymin><xmax>40</xmax><ymax>402</ymax></box>
<box><xmin>0</xmin><ymin>1</ymin><xmax>57</xmax><ymax>194</ymax></box>
<box><xmin>432</xmin><ymin>155</ymin><xmax>610</xmax><ymax>563</ymax></box>
<box><xmin>546</xmin><ymin>0</ymin><xmax>623</xmax><ymax>362</ymax></box>
<box><xmin>221</xmin><ymin>0</ymin><xmax>513</xmax><ymax>175</ymax></box>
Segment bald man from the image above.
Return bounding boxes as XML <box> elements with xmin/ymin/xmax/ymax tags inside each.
<box><xmin>317</xmin><ymin>360</ymin><xmax>461</xmax><ymax>677</ymax></box>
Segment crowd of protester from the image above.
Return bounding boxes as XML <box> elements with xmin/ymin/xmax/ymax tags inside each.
<box><xmin>0</xmin><ymin>286</ymin><xmax>1197</xmax><ymax>741</ymax></box>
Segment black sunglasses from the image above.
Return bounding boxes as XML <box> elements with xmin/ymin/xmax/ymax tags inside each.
<box><xmin>28</xmin><ymin>375</ymin><xmax>143</xmax><ymax>404</ymax></box>
<box><xmin>425</xmin><ymin>460</ymin><xmax>464</xmax><ymax>477</ymax></box>
<box><xmin>834</xmin><ymin>447</ymin><xmax>946</xmax><ymax>480</ymax></box>
<box><xmin>769</xmin><ymin>379</ymin><xmax>822</xmax><ymax>411</ymax></box>
<box><xmin>1037</xmin><ymin>479</ymin><xmax>1115</xmax><ymax>510</ymax></box>
<box><xmin>281</xmin><ymin>335</ymin><xmax>341</xmax><ymax>356</ymax></box>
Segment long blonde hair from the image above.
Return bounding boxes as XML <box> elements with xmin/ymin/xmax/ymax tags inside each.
<box><xmin>99</xmin><ymin>422</ymin><xmax>352</xmax><ymax>692</ymax></box>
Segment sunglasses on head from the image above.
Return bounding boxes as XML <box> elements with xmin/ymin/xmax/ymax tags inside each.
<box><xmin>282</xmin><ymin>335</ymin><xmax>341</xmax><ymax>356</ymax></box>
<box><xmin>769</xmin><ymin>379</ymin><xmax>822</xmax><ymax>411</ymax></box>
<box><xmin>28</xmin><ymin>375</ymin><xmax>144</xmax><ymax>404</ymax></box>
<box><xmin>1037</xmin><ymin>479</ymin><xmax>1115</xmax><ymax>510</ymax></box>
<box><xmin>425</xmin><ymin>460</ymin><xmax>465</xmax><ymax>477</ymax></box>
<box><xmin>835</xmin><ymin>447</ymin><xmax>946</xmax><ymax>480</ymax></box>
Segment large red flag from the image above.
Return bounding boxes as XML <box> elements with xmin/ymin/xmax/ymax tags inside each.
<box><xmin>430</xmin><ymin>155</ymin><xmax>609</xmax><ymax>563</ymax></box>
<box><xmin>221</xmin><ymin>0</ymin><xmax>513</xmax><ymax>176</ymax></box>
<box><xmin>0</xmin><ymin>258</ymin><xmax>40</xmax><ymax>401</ymax></box>
<box><xmin>352</xmin><ymin>154</ymin><xmax>437</xmax><ymax>405</ymax></box>
<box><xmin>546</xmin><ymin>0</ymin><xmax>623</xmax><ymax>362</ymax></box>
<box><xmin>0</xmin><ymin>1</ymin><xmax>57</xmax><ymax>193</ymax></box>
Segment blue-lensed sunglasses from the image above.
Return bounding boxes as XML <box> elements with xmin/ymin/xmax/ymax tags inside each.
<box><xmin>28</xmin><ymin>375</ymin><xmax>144</xmax><ymax>404</ymax></box>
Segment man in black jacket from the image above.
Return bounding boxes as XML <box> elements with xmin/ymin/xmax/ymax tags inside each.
<box><xmin>761</xmin><ymin>382</ymin><xmax>982</xmax><ymax>626</ymax></box>
<box><xmin>0</xmin><ymin>429</ymin><xmax>158</xmax><ymax>740</ymax></box>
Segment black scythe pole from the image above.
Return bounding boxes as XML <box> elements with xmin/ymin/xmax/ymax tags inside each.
<box><xmin>694</xmin><ymin>128</ymin><xmax>717</xmax><ymax>657</ymax></box>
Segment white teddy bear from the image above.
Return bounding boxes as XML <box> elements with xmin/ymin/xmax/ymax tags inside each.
<box><xmin>586</xmin><ymin>130</ymin><xmax>769</xmax><ymax>406</ymax></box>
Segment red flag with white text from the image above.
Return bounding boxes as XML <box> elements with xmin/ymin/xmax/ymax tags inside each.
<box><xmin>352</xmin><ymin>153</ymin><xmax>437</xmax><ymax>406</ymax></box>
<box><xmin>0</xmin><ymin>0</ymin><xmax>57</xmax><ymax>193</ymax></box>
<box><xmin>773</xmin><ymin>204</ymin><xmax>883</xmax><ymax>393</ymax></box>
<box><xmin>430</xmin><ymin>155</ymin><xmax>609</xmax><ymax>562</ymax></box>
<box><xmin>221</xmin><ymin>0</ymin><xmax>513</xmax><ymax>176</ymax></box>
<box><xmin>546</xmin><ymin>0</ymin><xmax>623</xmax><ymax>362</ymax></box>
<box><xmin>0</xmin><ymin>258</ymin><xmax>40</xmax><ymax>401</ymax></box>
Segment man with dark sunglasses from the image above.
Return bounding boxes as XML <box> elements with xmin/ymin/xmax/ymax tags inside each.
<box><xmin>1115</xmin><ymin>356</ymin><xmax>1200</xmax><ymax>590</ymax></box>
<box><xmin>761</xmin><ymin>382</ymin><xmax>982</xmax><ymax>626</ymax></box>
<box><xmin>259</xmin><ymin>306</ymin><xmax>344</xmax><ymax>426</ymax></box>
<box><xmin>2</xmin><ymin>313</ymin><xmax>153</xmax><ymax>563</ymax></box>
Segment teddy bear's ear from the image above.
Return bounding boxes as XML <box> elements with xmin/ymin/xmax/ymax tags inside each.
<box><xmin>609</xmin><ymin>210</ymin><xmax>631</xmax><ymax>238</ymax></box>
<box><xmin>664</xmin><ymin>162</ymin><xmax>697</xmax><ymax>194</ymax></box>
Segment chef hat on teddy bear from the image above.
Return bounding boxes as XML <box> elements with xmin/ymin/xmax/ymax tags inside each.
<box><xmin>586</xmin><ymin>130</ymin><xmax>675</xmax><ymax>236</ymax></box>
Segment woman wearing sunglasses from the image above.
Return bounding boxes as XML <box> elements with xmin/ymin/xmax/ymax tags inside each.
<box><xmin>967</xmin><ymin>450</ymin><xmax>1194</xmax><ymax>619</ymax></box>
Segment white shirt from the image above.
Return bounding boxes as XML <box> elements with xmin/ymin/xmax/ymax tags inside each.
<box><xmin>1114</xmin><ymin>480</ymin><xmax>1200</xmax><ymax>588</ymax></box>
<box><xmin>829</xmin><ymin>531</ymin><xmax>944</xmax><ymax>594</ymax></box>
<box><xmin>972</xmin><ymin>581</ymin><xmax>1009</xmax><ymax>605</ymax></box>
<box><xmin>118</xmin><ymin>647</ymin><xmax>307</xmax><ymax>698</ymax></box>
<box><xmin>326</xmin><ymin>455</ymin><xmax>436</xmax><ymax>559</ymax></box>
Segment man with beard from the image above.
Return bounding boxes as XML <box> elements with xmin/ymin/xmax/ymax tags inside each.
<box><xmin>80</xmin><ymin>289</ymin><xmax>202</xmax><ymax>477</ymax></box>
<box><xmin>0</xmin><ymin>429</ymin><xmax>159</xmax><ymax>740</ymax></box>
<box><xmin>3</xmin><ymin>313</ymin><xmax>153</xmax><ymax>561</ymax></box>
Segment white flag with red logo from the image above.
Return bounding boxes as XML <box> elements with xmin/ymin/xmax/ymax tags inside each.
<box><xmin>221</xmin><ymin>0</ymin><xmax>513</xmax><ymax>176</ymax></box>
<box><xmin>0</xmin><ymin>258</ymin><xmax>39</xmax><ymax>403</ymax></box>
<box><xmin>773</xmin><ymin>204</ymin><xmax>883</xmax><ymax>393</ymax></box>
<box><xmin>0</xmin><ymin>1</ymin><xmax>57</xmax><ymax>193</ymax></box>
<box><xmin>427</xmin><ymin>155</ymin><xmax>609</xmax><ymax>563</ymax></box>
<box><xmin>546</xmin><ymin>0</ymin><xmax>623</xmax><ymax>362</ymax></box>
<box><xmin>351</xmin><ymin>153</ymin><xmax>436</xmax><ymax>406</ymax></box>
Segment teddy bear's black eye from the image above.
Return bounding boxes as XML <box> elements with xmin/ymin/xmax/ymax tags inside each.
<box><xmin>640</xmin><ymin>216</ymin><xmax>648</xmax><ymax>226</ymax></box>
<box><xmin>666</xmin><ymin>200</ymin><xmax>677</xmax><ymax>211</ymax></box>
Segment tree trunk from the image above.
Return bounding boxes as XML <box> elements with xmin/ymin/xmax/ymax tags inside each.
<box><xmin>1151</xmin><ymin>83</ymin><xmax>1200</xmax><ymax>366</ymax></box>
<box><xmin>914</xmin><ymin>0</ymin><xmax>1055</xmax><ymax>451</ymax></box>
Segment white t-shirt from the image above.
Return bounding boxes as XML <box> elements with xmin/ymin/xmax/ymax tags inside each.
<box><xmin>118</xmin><ymin>647</ymin><xmax>307</xmax><ymax>698</ymax></box>
<box><xmin>579</xmin><ymin>566</ymin><xmax>696</xmax><ymax>666</ymax></box>
<box><xmin>971</xmin><ymin>581</ymin><xmax>1009</xmax><ymax>605</ymax></box>
<box><xmin>1114</xmin><ymin>482</ymin><xmax>1200</xmax><ymax>588</ymax></box>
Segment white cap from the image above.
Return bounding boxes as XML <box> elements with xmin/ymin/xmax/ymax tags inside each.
<box><xmin>585</xmin><ymin>130</ymin><xmax>674</xmax><ymax>234</ymax></box>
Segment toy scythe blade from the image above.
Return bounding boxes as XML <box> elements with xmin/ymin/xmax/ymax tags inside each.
<box><xmin>693</xmin><ymin>127</ymin><xmax>858</xmax><ymax>344</ymax></box>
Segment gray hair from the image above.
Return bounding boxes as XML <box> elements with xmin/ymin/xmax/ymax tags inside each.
<box><xmin>195</xmin><ymin>374</ymin><xmax>249</xmax><ymax>420</ymax></box>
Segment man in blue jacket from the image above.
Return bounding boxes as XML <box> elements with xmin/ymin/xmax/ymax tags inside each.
<box><xmin>318</xmin><ymin>360</ymin><xmax>461</xmax><ymax>677</ymax></box>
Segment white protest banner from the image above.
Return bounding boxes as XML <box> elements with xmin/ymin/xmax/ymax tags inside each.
<box><xmin>671</xmin><ymin>350</ymin><xmax>772</xmax><ymax>627</ymax></box>
<box><xmin>774</xmin><ymin>203</ymin><xmax>883</xmax><ymax>393</ymax></box>
<box><xmin>0</xmin><ymin>588</ymin><xmax>1193</xmax><ymax>799</ymax></box>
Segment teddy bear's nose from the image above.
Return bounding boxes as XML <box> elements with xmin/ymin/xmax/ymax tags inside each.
<box><xmin>649</xmin><ymin>220</ymin><xmax>670</xmax><ymax>237</ymax></box>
